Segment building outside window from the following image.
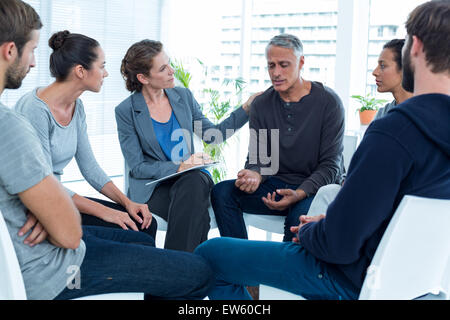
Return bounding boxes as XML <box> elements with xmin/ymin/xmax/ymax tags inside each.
<box><xmin>366</xmin><ymin>0</ymin><xmax>427</xmax><ymax>101</ymax></box>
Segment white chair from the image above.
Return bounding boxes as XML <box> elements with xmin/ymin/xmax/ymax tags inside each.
<box><xmin>244</xmin><ymin>134</ymin><xmax>360</xmax><ymax>241</ymax></box>
<box><xmin>0</xmin><ymin>209</ymin><xmax>143</xmax><ymax>300</ymax></box>
<box><xmin>74</xmin><ymin>292</ymin><xmax>143</xmax><ymax>300</ymax></box>
<box><xmin>260</xmin><ymin>195</ymin><xmax>450</xmax><ymax>300</ymax></box>
<box><xmin>359</xmin><ymin>195</ymin><xmax>450</xmax><ymax>300</ymax></box>
<box><xmin>0</xmin><ymin>209</ymin><xmax>27</xmax><ymax>300</ymax></box>
<box><xmin>342</xmin><ymin>134</ymin><xmax>358</xmax><ymax>173</ymax></box>
<box><xmin>243</xmin><ymin>214</ymin><xmax>284</xmax><ymax>236</ymax></box>
<box><xmin>259</xmin><ymin>285</ymin><xmax>305</xmax><ymax>300</ymax></box>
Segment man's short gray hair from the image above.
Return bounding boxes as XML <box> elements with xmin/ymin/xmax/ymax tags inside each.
<box><xmin>266</xmin><ymin>34</ymin><xmax>304</xmax><ymax>60</ymax></box>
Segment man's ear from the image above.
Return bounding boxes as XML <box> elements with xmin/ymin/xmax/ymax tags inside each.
<box><xmin>410</xmin><ymin>35</ymin><xmax>424</xmax><ymax>58</ymax></box>
<box><xmin>298</xmin><ymin>55</ymin><xmax>305</xmax><ymax>72</ymax></box>
<box><xmin>0</xmin><ymin>42</ymin><xmax>18</xmax><ymax>62</ymax></box>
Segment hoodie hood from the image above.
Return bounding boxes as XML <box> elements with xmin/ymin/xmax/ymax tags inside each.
<box><xmin>392</xmin><ymin>94</ymin><xmax>450</xmax><ymax>157</ymax></box>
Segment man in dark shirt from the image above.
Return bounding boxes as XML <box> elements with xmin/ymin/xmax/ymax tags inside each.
<box><xmin>211</xmin><ymin>34</ymin><xmax>345</xmax><ymax>242</ymax></box>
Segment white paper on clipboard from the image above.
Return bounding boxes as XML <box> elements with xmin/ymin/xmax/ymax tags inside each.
<box><xmin>145</xmin><ymin>162</ymin><xmax>219</xmax><ymax>186</ymax></box>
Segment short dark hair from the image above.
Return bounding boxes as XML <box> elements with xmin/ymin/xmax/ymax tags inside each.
<box><xmin>0</xmin><ymin>0</ymin><xmax>42</xmax><ymax>55</ymax></box>
<box><xmin>383</xmin><ymin>39</ymin><xmax>405</xmax><ymax>71</ymax></box>
<box><xmin>49</xmin><ymin>30</ymin><xmax>100</xmax><ymax>81</ymax></box>
<box><xmin>121</xmin><ymin>40</ymin><xmax>163</xmax><ymax>92</ymax></box>
<box><xmin>406</xmin><ymin>0</ymin><xmax>450</xmax><ymax>74</ymax></box>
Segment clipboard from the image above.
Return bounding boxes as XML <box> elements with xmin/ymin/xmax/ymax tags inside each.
<box><xmin>145</xmin><ymin>162</ymin><xmax>220</xmax><ymax>186</ymax></box>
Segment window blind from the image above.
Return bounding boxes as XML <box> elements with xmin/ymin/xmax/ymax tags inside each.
<box><xmin>1</xmin><ymin>0</ymin><xmax>161</xmax><ymax>196</ymax></box>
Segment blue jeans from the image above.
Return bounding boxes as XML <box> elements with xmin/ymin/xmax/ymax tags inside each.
<box><xmin>194</xmin><ymin>237</ymin><xmax>359</xmax><ymax>300</ymax></box>
<box><xmin>55</xmin><ymin>226</ymin><xmax>215</xmax><ymax>300</ymax></box>
<box><xmin>211</xmin><ymin>177</ymin><xmax>314</xmax><ymax>241</ymax></box>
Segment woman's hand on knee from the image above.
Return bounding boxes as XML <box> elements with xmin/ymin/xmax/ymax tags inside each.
<box><xmin>103</xmin><ymin>207</ymin><xmax>139</xmax><ymax>231</ymax></box>
<box><xmin>125</xmin><ymin>201</ymin><xmax>153</xmax><ymax>230</ymax></box>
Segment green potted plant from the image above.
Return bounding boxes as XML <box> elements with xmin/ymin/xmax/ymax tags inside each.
<box><xmin>351</xmin><ymin>94</ymin><xmax>387</xmax><ymax>125</ymax></box>
<box><xmin>171</xmin><ymin>59</ymin><xmax>246</xmax><ymax>183</ymax></box>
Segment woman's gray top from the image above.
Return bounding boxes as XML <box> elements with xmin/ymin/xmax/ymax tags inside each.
<box><xmin>375</xmin><ymin>100</ymin><xmax>397</xmax><ymax>121</ymax></box>
<box><xmin>15</xmin><ymin>88</ymin><xmax>111</xmax><ymax>197</ymax></box>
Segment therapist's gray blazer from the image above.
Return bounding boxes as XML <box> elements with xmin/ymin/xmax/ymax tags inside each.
<box><xmin>115</xmin><ymin>86</ymin><xmax>249</xmax><ymax>204</ymax></box>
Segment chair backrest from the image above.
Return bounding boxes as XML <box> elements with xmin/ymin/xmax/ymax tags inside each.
<box><xmin>0</xmin><ymin>209</ymin><xmax>27</xmax><ymax>300</ymax></box>
<box><xmin>243</xmin><ymin>213</ymin><xmax>285</xmax><ymax>234</ymax></box>
<box><xmin>343</xmin><ymin>134</ymin><xmax>359</xmax><ymax>172</ymax></box>
<box><xmin>359</xmin><ymin>195</ymin><xmax>450</xmax><ymax>300</ymax></box>
<box><xmin>123</xmin><ymin>161</ymin><xmax>130</xmax><ymax>196</ymax></box>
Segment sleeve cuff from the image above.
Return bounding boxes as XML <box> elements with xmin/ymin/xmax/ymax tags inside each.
<box><xmin>8</xmin><ymin>171</ymin><xmax>52</xmax><ymax>195</ymax></box>
<box><xmin>235</xmin><ymin>106</ymin><xmax>249</xmax><ymax>120</ymax></box>
<box><xmin>64</xmin><ymin>186</ymin><xmax>76</xmax><ymax>198</ymax></box>
<box><xmin>298</xmin><ymin>181</ymin><xmax>316</xmax><ymax>197</ymax></box>
<box><xmin>243</xmin><ymin>165</ymin><xmax>269</xmax><ymax>183</ymax></box>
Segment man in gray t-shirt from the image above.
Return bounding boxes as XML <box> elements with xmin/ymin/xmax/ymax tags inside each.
<box><xmin>0</xmin><ymin>0</ymin><xmax>84</xmax><ymax>299</ymax></box>
<box><xmin>0</xmin><ymin>104</ymin><xmax>86</xmax><ymax>300</ymax></box>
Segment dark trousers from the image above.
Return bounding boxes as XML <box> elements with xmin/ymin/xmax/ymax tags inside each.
<box><xmin>55</xmin><ymin>226</ymin><xmax>214</xmax><ymax>300</ymax></box>
<box><xmin>147</xmin><ymin>170</ymin><xmax>214</xmax><ymax>253</ymax></box>
<box><xmin>211</xmin><ymin>177</ymin><xmax>314</xmax><ymax>242</ymax></box>
<box><xmin>81</xmin><ymin>197</ymin><xmax>157</xmax><ymax>241</ymax></box>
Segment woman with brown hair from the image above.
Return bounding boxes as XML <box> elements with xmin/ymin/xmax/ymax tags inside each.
<box><xmin>116</xmin><ymin>39</ymin><xmax>260</xmax><ymax>252</ymax></box>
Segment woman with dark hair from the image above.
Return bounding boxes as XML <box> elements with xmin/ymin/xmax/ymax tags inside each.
<box><xmin>116</xmin><ymin>39</ymin><xmax>261</xmax><ymax>252</ymax></box>
<box><xmin>372</xmin><ymin>39</ymin><xmax>413</xmax><ymax>120</ymax></box>
<box><xmin>12</xmin><ymin>31</ymin><xmax>217</xmax><ymax>300</ymax></box>
<box><xmin>15</xmin><ymin>31</ymin><xmax>157</xmax><ymax>238</ymax></box>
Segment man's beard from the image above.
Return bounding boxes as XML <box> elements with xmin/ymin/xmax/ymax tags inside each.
<box><xmin>5</xmin><ymin>57</ymin><xmax>27</xmax><ymax>89</ymax></box>
<box><xmin>402</xmin><ymin>41</ymin><xmax>415</xmax><ymax>93</ymax></box>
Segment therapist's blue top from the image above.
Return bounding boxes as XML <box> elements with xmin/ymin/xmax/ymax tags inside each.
<box><xmin>152</xmin><ymin>112</ymin><xmax>189</xmax><ymax>163</ymax></box>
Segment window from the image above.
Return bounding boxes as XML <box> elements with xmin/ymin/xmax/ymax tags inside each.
<box><xmin>160</xmin><ymin>0</ymin><xmax>341</xmax><ymax>180</ymax></box>
<box><xmin>211</xmin><ymin>66</ymin><xmax>220</xmax><ymax>74</ymax></box>
<box><xmin>0</xmin><ymin>0</ymin><xmax>161</xmax><ymax>197</ymax></box>
<box><xmin>366</xmin><ymin>0</ymin><xmax>428</xmax><ymax>102</ymax></box>
<box><xmin>251</xmin><ymin>0</ymin><xmax>338</xmax><ymax>89</ymax></box>
<box><xmin>159</xmin><ymin>0</ymin><xmax>433</xmax><ymax>176</ymax></box>
<box><xmin>377</xmin><ymin>26</ymin><xmax>384</xmax><ymax>38</ymax></box>
<box><xmin>337</xmin><ymin>0</ymin><xmax>428</xmax><ymax>132</ymax></box>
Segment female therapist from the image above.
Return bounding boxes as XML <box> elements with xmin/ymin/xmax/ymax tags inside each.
<box><xmin>116</xmin><ymin>39</ymin><xmax>260</xmax><ymax>252</ymax></box>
